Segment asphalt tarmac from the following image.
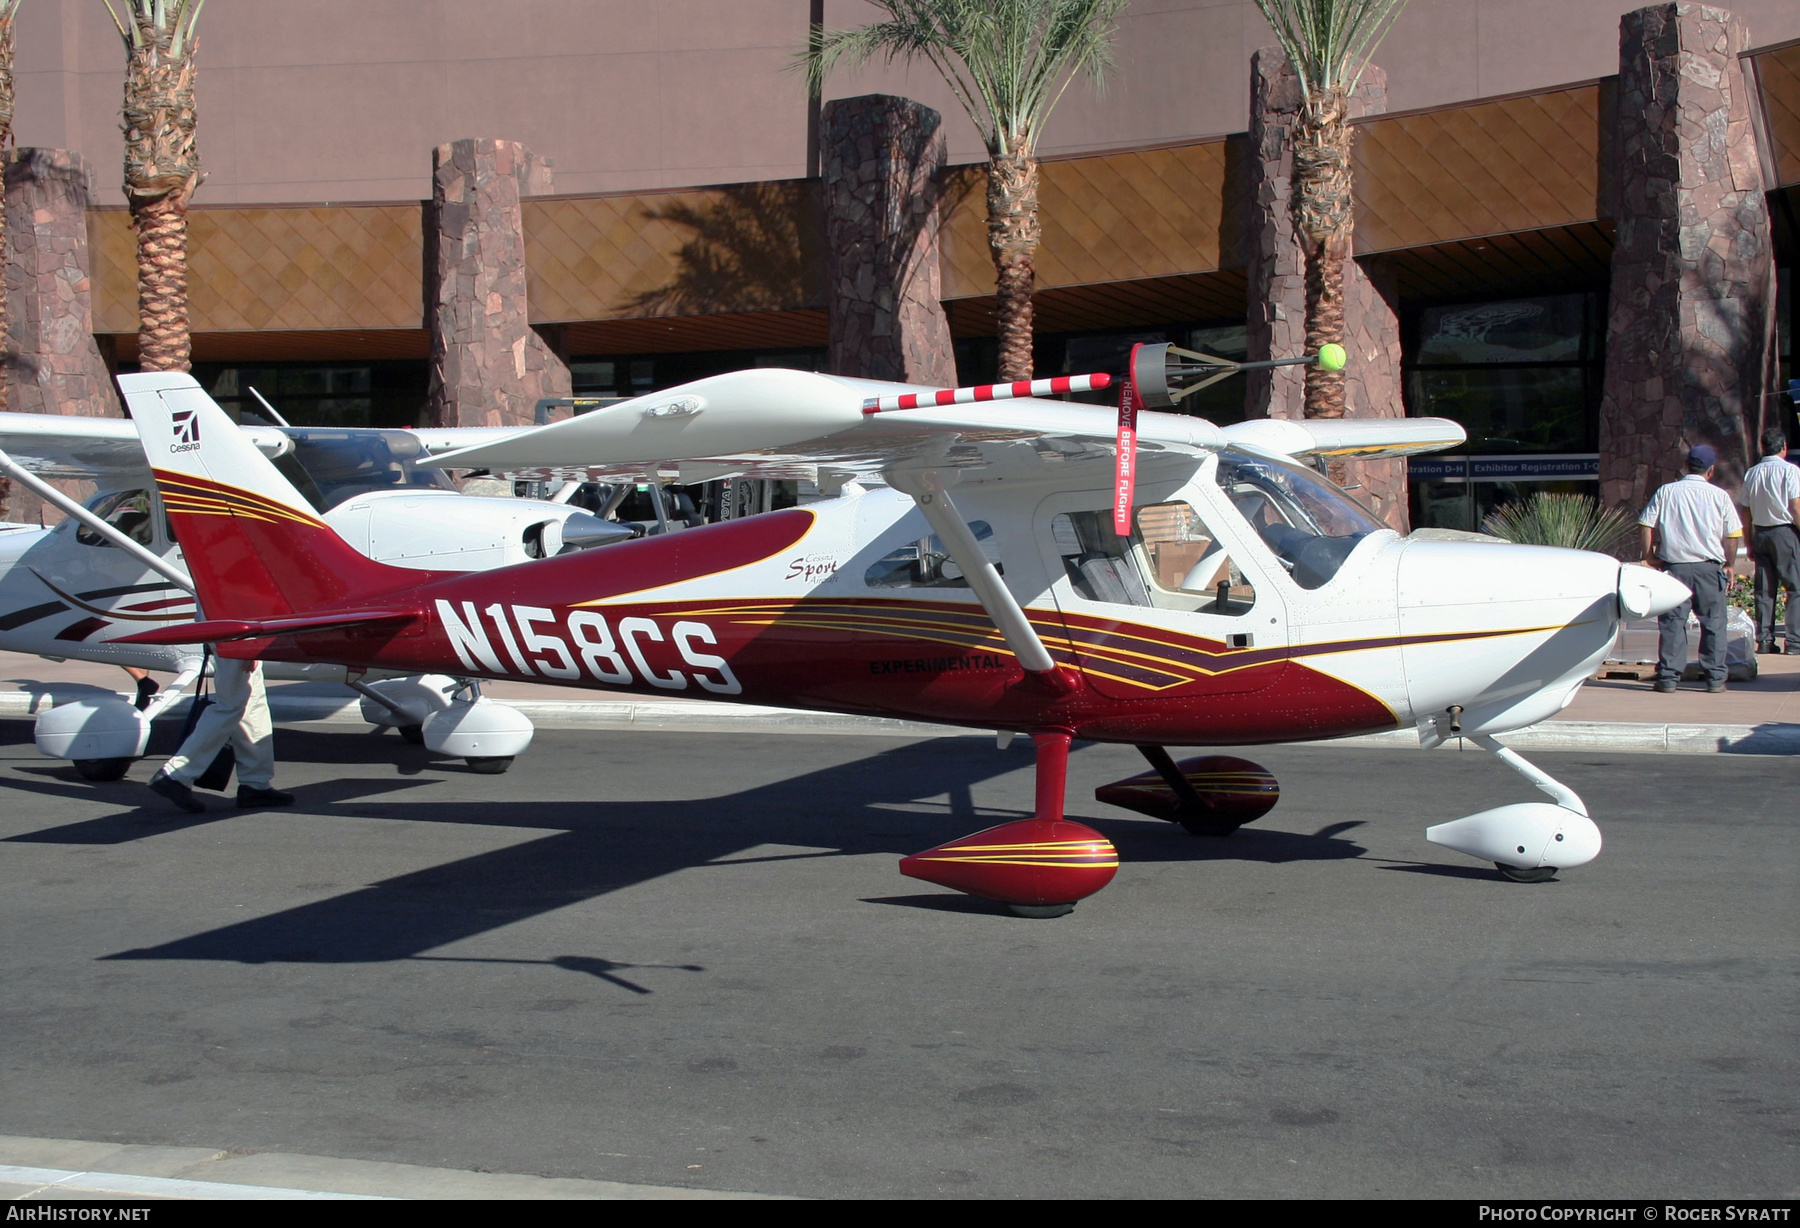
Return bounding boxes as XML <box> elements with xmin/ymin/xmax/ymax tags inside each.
<box><xmin>0</xmin><ymin>720</ymin><xmax>1793</xmax><ymax>1200</ymax></box>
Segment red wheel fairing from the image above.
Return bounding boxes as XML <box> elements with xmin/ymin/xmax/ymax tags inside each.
<box><xmin>900</xmin><ymin>818</ymin><xmax>1118</xmax><ymax>907</ymax></box>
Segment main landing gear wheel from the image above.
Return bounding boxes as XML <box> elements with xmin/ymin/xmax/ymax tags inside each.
<box><xmin>74</xmin><ymin>758</ymin><xmax>132</xmax><ymax>782</ymax></box>
<box><xmin>899</xmin><ymin>733</ymin><xmax>1119</xmax><ymax>917</ymax></box>
<box><xmin>1006</xmin><ymin>902</ymin><xmax>1075</xmax><ymax>919</ymax></box>
<box><xmin>1095</xmin><ymin>747</ymin><xmax>1280</xmax><ymax>836</ymax></box>
<box><xmin>1178</xmin><ymin>814</ymin><xmax>1245</xmax><ymax>838</ymax></box>
<box><xmin>464</xmin><ymin>756</ymin><xmax>513</xmax><ymax>775</ymax></box>
<box><xmin>1497</xmin><ymin>864</ymin><xmax>1557</xmax><ymax>884</ymax></box>
<box><xmin>398</xmin><ymin>724</ymin><xmax>425</xmax><ymax>745</ymax></box>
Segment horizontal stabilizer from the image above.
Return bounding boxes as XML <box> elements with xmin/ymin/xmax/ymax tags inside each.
<box><xmin>120</xmin><ymin>607</ymin><xmax>420</xmax><ymax>645</ymax></box>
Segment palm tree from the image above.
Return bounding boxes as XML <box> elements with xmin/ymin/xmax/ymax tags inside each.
<box><xmin>1251</xmin><ymin>0</ymin><xmax>1408</xmax><ymax>419</ymax></box>
<box><xmin>101</xmin><ymin>0</ymin><xmax>205</xmax><ymax>373</ymax></box>
<box><xmin>0</xmin><ymin>0</ymin><xmax>24</xmax><ymax>409</ymax></box>
<box><xmin>803</xmin><ymin>0</ymin><xmax>1126</xmax><ymax>383</ymax></box>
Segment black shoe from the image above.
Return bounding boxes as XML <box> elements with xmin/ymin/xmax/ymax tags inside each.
<box><xmin>133</xmin><ymin>676</ymin><xmax>159</xmax><ymax>711</ymax></box>
<box><xmin>1707</xmin><ymin>681</ymin><xmax>1727</xmax><ymax>693</ymax></box>
<box><xmin>236</xmin><ymin>786</ymin><xmax>295</xmax><ymax>809</ymax></box>
<box><xmin>1652</xmin><ymin>679</ymin><xmax>1677</xmax><ymax>693</ymax></box>
<box><xmin>1758</xmin><ymin>641</ymin><xmax>1778</xmax><ymax>655</ymax></box>
<box><xmin>148</xmin><ymin>770</ymin><xmax>205</xmax><ymax>813</ymax></box>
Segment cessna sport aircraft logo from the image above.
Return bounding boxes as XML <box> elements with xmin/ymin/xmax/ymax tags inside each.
<box><xmin>169</xmin><ymin>410</ymin><xmax>202</xmax><ymax>453</ymax></box>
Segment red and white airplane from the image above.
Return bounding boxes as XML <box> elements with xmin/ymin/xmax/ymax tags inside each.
<box><xmin>113</xmin><ymin>353</ymin><xmax>1689</xmax><ymax>916</ymax></box>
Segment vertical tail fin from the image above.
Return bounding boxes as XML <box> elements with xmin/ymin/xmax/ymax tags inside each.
<box><xmin>121</xmin><ymin>372</ymin><xmax>411</xmax><ymax>620</ymax></box>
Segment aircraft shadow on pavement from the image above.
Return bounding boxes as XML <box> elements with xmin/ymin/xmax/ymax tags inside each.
<box><xmin>0</xmin><ymin>728</ymin><xmax>1378</xmax><ymax>968</ymax></box>
<box><xmin>90</xmin><ymin>737</ymin><xmax>1059</xmax><ymax>967</ymax></box>
<box><xmin>2</xmin><ymin>764</ymin><xmax>439</xmax><ymax>845</ymax></box>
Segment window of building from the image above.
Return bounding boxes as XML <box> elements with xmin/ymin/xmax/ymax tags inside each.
<box><xmin>196</xmin><ymin>362</ymin><xmax>428</xmax><ymax>429</ymax></box>
<box><xmin>1404</xmin><ymin>292</ymin><xmax>1605</xmax><ymax>531</ymax></box>
<box><xmin>955</xmin><ymin>321</ymin><xmax>1248</xmax><ymax>423</ymax></box>
<box><xmin>568</xmin><ymin>348</ymin><xmax>825</xmax><ymax>400</ymax></box>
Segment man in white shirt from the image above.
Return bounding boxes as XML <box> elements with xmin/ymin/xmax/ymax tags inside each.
<box><xmin>1638</xmin><ymin>445</ymin><xmax>1742</xmax><ymax>693</ymax></box>
<box><xmin>1737</xmin><ymin>427</ymin><xmax>1800</xmax><ymax>654</ymax></box>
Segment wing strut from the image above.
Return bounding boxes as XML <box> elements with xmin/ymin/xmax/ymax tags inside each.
<box><xmin>889</xmin><ymin>467</ymin><xmax>1065</xmax><ymax>684</ymax></box>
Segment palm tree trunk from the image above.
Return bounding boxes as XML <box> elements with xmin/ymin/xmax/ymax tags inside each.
<box><xmin>987</xmin><ymin>138</ymin><xmax>1041</xmax><ymax>383</ymax></box>
<box><xmin>1301</xmin><ymin>233</ymin><xmax>1347</xmax><ymax>419</ymax></box>
<box><xmin>0</xmin><ymin>15</ymin><xmax>15</xmax><ymax>412</ymax></box>
<box><xmin>132</xmin><ymin>194</ymin><xmax>190</xmax><ymax>371</ymax></box>
<box><xmin>121</xmin><ymin>25</ymin><xmax>201</xmax><ymax>373</ymax></box>
<box><xmin>1291</xmin><ymin>93</ymin><xmax>1353</xmax><ymax>421</ymax></box>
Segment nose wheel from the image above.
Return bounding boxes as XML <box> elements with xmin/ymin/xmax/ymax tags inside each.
<box><xmin>1426</xmin><ymin>734</ymin><xmax>1603</xmax><ymax>881</ymax></box>
<box><xmin>1496</xmin><ymin>864</ymin><xmax>1558</xmax><ymax>884</ymax></box>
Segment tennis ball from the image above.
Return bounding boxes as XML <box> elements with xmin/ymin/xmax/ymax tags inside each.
<box><xmin>1317</xmin><ymin>342</ymin><xmax>1347</xmax><ymax>372</ymax></box>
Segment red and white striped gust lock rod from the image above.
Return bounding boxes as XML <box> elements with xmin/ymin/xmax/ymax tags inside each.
<box><xmin>860</xmin><ymin>372</ymin><xmax>1113</xmax><ymax>414</ymax></box>
<box><xmin>859</xmin><ymin>368</ymin><xmax>1143</xmax><ymax>535</ymax></box>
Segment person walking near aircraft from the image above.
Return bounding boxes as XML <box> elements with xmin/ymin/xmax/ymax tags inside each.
<box><xmin>148</xmin><ymin>655</ymin><xmax>293</xmax><ymax>813</ymax></box>
<box><xmin>1737</xmin><ymin>427</ymin><xmax>1800</xmax><ymax>655</ymax></box>
<box><xmin>121</xmin><ymin>665</ymin><xmax>158</xmax><ymax>710</ymax></box>
<box><xmin>1639</xmin><ymin>445</ymin><xmax>1743</xmax><ymax>694</ymax></box>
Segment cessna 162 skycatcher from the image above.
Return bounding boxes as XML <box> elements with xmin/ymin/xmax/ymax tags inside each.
<box><xmin>112</xmin><ymin>348</ymin><xmax>1690</xmax><ymax>915</ymax></box>
<box><xmin>0</xmin><ymin>409</ymin><xmax>634</xmax><ymax>779</ymax></box>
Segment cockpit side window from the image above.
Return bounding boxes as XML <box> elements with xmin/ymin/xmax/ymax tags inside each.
<box><xmin>1215</xmin><ymin>449</ymin><xmax>1383</xmax><ymax>590</ymax></box>
<box><xmin>279</xmin><ymin>428</ymin><xmax>457</xmax><ymax>512</ymax></box>
<box><xmin>75</xmin><ymin>489</ymin><xmax>155</xmax><ymax>548</ymax></box>
<box><xmin>1134</xmin><ymin>501</ymin><xmax>1256</xmax><ymax>614</ymax></box>
<box><xmin>1050</xmin><ymin>511</ymin><xmax>1154</xmax><ymax>607</ymax></box>
<box><xmin>1050</xmin><ymin>502</ymin><xmax>1258</xmax><ymax>615</ymax></box>
<box><xmin>866</xmin><ymin>519</ymin><xmax>1001</xmax><ymax>589</ymax></box>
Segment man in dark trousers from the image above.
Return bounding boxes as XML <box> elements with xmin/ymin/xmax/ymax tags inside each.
<box><xmin>1638</xmin><ymin>445</ymin><xmax>1743</xmax><ymax>693</ymax></box>
<box><xmin>1737</xmin><ymin>427</ymin><xmax>1800</xmax><ymax>654</ymax></box>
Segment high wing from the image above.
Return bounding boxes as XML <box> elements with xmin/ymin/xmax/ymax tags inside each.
<box><xmin>421</xmin><ymin>368</ymin><xmax>1464</xmax><ymax>486</ymax></box>
<box><xmin>419</xmin><ymin>368</ymin><xmax>1215</xmax><ymax>486</ymax></box>
<box><xmin>0</xmin><ymin>411</ymin><xmax>528</xmax><ymax>482</ymax></box>
<box><xmin>0</xmin><ymin>412</ymin><xmax>175</xmax><ymax>481</ymax></box>
<box><xmin>1221</xmin><ymin>416</ymin><xmax>1466</xmax><ymax>460</ymax></box>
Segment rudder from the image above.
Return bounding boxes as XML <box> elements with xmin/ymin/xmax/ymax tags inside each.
<box><xmin>120</xmin><ymin>372</ymin><xmax>412</xmax><ymax>622</ymax></box>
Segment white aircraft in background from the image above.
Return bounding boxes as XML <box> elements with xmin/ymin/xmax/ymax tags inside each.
<box><xmin>0</xmin><ymin>407</ymin><xmax>637</xmax><ymax>779</ymax></box>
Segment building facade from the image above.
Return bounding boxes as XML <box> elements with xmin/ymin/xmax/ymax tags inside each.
<box><xmin>4</xmin><ymin>1</ymin><xmax>1797</xmax><ymax>530</ymax></box>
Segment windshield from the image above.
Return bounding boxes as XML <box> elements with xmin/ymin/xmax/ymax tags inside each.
<box><xmin>275</xmin><ymin>429</ymin><xmax>456</xmax><ymax>511</ymax></box>
<box><xmin>1214</xmin><ymin>448</ymin><xmax>1384</xmax><ymax>589</ymax></box>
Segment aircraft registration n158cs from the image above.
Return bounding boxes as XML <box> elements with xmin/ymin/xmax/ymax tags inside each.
<box><xmin>114</xmin><ymin>350</ymin><xmax>1689</xmax><ymax>916</ymax></box>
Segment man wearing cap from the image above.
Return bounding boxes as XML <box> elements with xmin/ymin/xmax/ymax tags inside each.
<box><xmin>1638</xmin><ymin>445</ymin><xmax>1743</xmax><ymax>693</ymax></box>
<box><xmin>1737</xmin><ymin>427</ymin><xmax>1800</xmax><ymax>654</ymax></box>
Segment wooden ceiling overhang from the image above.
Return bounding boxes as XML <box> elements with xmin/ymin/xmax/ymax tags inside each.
<box><xmin>88</xmin><ymin>39</ymin><xmax>1800</xmax><ymax>361</ymax></box>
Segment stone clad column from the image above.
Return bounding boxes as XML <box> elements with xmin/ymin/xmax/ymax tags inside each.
<box><xmin>820</xmin><ymin>95</ymin><xmax>955</xmax><ymax>385</ymax></box>
<box><xmin>2</xmin><ymin>148</ymin><xmax>123</xmax><ymax>522</ymax></box>
<box><xmin>4</xmin><ymin>148</ymin><xmax>121</xmax><ymax>419</ymax></box>
<box><xmin>1244</xmin><ymin>50</ymin><xmax>1408</xmax><ymax>531</ymax></box>
<box><xmin>427</xmin><ymin>138</ymin><xmax>571</xmax><ymax>429</ymax></box>
<box><xmin>1599</xmin><ymin>3</ymin><xmax>1779</xmax><ymax>510</ymax></box>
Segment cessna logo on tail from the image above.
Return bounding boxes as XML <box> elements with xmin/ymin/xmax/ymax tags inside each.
<box><xmin>170</xmin><ymin>410</ymin><xmax>201</xmax><ymax>453</ymax></box>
